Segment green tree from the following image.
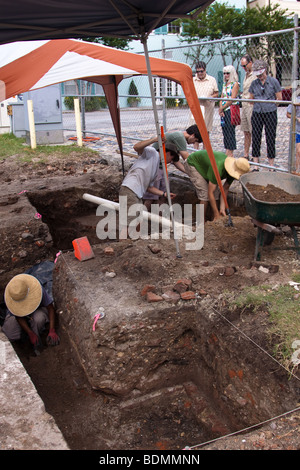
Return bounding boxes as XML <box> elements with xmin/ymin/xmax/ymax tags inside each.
<box><xmin>179</xmin><ymin>2</ymin><xmax>294</xmax><ymax>69</ymax></box>
<box><xmin>83</xmin><ymin>37</ymin><xmax>130</xmax><ymax>50</ymax></box>
<box><xmin>127</xmin><ymin>80</ymin><xmax>141</xmax><ymax>107</ymax></box>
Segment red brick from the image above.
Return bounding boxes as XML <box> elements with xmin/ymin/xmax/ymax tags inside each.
<box><xmin>141</xmin><ymin>284</ymin><xmax>156</xmax><ymax>296</ymax></box>
<box><xmin>173</xmin><ymin>279</ymin><xmax>192</xmax><ymax>293</ymax></box>
<box><xmin>180</xmin><ymin>291</ymin><xmax>196</xmax><ymax>300</ymax></box>
<box><xmin>146</xmin><ymin>291</ymin><xmax>163</xmax><ymax>303</ymax></box>
<box><xmin>162</xmin><ymin>290</ymin><xmax>180</xmax><ymax>303</ymax></box>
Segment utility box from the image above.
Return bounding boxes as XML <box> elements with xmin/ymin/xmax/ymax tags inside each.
<box><xmin>10</xmin><ymin>84</ymin><xmax>64</xmax><ymax>144</ymax></box>
<box><xmin>24</xmin><ymin>84</ymin><xmax>64</xmax><ymax>144</ymax></box>
<box><xmin>0</xmin><ymin>98</ymin><xmax>16</xmax><ymax>134</ymax></box>
<box><xmin>10</xmin><ymin>97</ymin><xmax>25</xmax><ymax>137</ymax></box>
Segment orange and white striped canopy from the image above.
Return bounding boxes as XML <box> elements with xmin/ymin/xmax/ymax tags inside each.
<box><xmin>0</xmin><ymin>38</ymin><xmax>226</xmax><ymax>203</ymax></box>
<box><xmin>0</xmin><ymin>38</ymin><xmax>196</xmax><ymax>102</ymax></box>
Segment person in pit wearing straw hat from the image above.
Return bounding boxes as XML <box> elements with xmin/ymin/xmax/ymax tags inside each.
<box><xmin>184</xmin><ymin>150</ymin><xmax>250</xmax><ymax>221</ymax></box>
<box><xmin>1</xmin><ymin>274</ymin><xmax>60</xmax><ymax>349</ymax></box>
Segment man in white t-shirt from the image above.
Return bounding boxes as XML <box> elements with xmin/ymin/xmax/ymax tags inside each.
<box><xmin>119</xmin><ymin>136</ymin><xmax>179</xmax><ymax>238</ymax></box>
<box><xmin>189</xmin><ymin>61</ymin><xmax>219</xmax><ymax>148</ymax></box>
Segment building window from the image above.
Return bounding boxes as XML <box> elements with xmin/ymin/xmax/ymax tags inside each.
<box><xmin>168</xmin><ymin>22</ymin><xmax>180</xmax><ymax>34</ymax></box>
<box><xmin>63</xmin><ymin>80</ymin><xmax>77</xmax><ymax>95</ymax></box>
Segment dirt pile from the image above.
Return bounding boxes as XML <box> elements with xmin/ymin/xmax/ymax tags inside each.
<box><xmin>246</xmin><ymin>183</ymin><xmax>300</xmax><ymax>203</ymax></box>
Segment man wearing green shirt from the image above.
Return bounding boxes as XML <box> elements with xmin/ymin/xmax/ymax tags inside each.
<box><xmin>152</xmin><ymin>125</ymin><xmax>202</xmax><ymax>160</ymax></box>
<box><xmin>185</xmin><ymin>150</ymin><xmax>250</xmax><ymax>221</ymax></box>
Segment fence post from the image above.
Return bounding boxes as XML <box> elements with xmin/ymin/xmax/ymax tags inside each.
<box><xmin>81</xmin><ymin>96</ymin><xmax>86</xmax><ymax>139</ymax></box>
<box><xmin>79</xmin><ymin>80</ymin><xmax>86</xmax><ymax>138</ymax></box>
<box><xmin>288</xmin><ymin>14</ymin><xmax>298</xmax><ymax>172</ymax></box>
<box><xmin>74</xmin><ymin>98</ymin><xmax>83</xmax><ymax>147</ymax></box>
<box><xmin>27</xmin><ymin>100</ymin><xmax>36</xmax><ymax>149</ymax></box>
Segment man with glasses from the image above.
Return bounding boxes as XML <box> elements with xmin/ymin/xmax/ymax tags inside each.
<box><xmin>189</xmin><ymin>61</ymin><xmax>219</xmax><ymax>148</ymax></box>
<box><xmin>249</xmin><ymin>59</ymin><xmax>282</xmax><ymax>170</ymax></box>
<box><xmin>240</xmin><ymin>54</ymin><xmax>255</xmax><ymax>160</ymax></box>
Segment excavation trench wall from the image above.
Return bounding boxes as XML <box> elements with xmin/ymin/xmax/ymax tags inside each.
<box><xmin>52</xmin><ymin>246</ymin><xmax>299</xmax><ymax>448</ymax></box>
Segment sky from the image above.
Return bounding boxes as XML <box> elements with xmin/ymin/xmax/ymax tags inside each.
<box><xmin>218</xmin><ymin>0</ymin><xmax>247</xmax><ymax>8</ymax></box>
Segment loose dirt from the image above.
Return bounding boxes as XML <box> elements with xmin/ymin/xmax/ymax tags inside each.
<box><xmin>1</xmin><ymin>149</ymin><xmax>300</xmax><ymax>451</ymax></box>
<box><xmin>246</xmin><ymin>183</ymin><xmax>300</xmax><ymax>203</ymax></box>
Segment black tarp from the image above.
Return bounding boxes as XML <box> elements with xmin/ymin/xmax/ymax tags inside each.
<box><xmin>0</xmin><ymin>0</ymin><xmax>212</xmax><ymax>44</ymax></box>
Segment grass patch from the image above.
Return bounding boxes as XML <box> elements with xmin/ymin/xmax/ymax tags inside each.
<box><xmin>0</xmin><ymin>133</ymin><xmax>26</xmax><ymax>159</ymax></box>
<box><xmin>232</xmin><ymin>277</ymin><xmax>300</xmax><ymax>370</ymax></box>
<box><xmin>0</xmin><ymin>133</ymin><xmax>97</xmax><ymax>163</ymax></box>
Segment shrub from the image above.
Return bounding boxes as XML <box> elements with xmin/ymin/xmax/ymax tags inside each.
<box><xmin>127</xmin><ymin>80</ymin><xmax>141</xmax><ymax>107</ymax></box>
<box><xmin>64</xmin><ymin>96</ymin><xmax>107</xmax><ymax>111</ymax></box>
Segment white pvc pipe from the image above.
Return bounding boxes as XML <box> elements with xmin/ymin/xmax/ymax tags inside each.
<box><xmin>82</xmin><ymin>193</ymin><xmax>192</xmax><ymax>234</ymax></box>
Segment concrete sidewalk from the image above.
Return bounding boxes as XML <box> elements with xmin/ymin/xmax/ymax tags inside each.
<box><xmin>0</xmin><ymin>332</ymin><xmax>69</xmax><ymax>450</ymax></box>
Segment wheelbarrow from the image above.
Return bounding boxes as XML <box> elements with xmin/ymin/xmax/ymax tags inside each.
<box><xmin>239</xmin><ymin>172</ymin><xmax>300</xmax><ymax>261</ymax></box>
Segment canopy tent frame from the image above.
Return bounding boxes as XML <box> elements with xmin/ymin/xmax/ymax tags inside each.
<box><xmin>0</xmin><ymin>1</ymin><xmax>233</xmax><ymax>256</ymax></box>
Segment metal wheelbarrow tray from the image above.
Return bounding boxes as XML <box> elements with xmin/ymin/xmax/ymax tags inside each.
<box><xmin>239</xmin><ymin>172</ymin><xmax>300</xmax><ymax>260</ymax></box>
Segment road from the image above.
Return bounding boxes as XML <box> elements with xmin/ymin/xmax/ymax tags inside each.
<box><xmin>63</xmin><ymin>106</ymin><xmax>292</xmax><ymax>170</ymax></box>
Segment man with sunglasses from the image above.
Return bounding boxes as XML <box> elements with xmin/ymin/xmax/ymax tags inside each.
<box><xmin>240</xmin><ymin>54</ymin><xmax>255</xmax><ymax>160</ymax></box>
<box><xmin>249</xmin><ymin>59</ymin><xmax>282</xmax><ymax>170</ymax></box>
<box><xmin>189</xmin><ymin>61</ymin><xmax>218</xmax><ymax>148</ymax></box>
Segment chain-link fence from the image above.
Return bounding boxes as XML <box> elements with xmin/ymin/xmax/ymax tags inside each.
<box><xmin>62</xmin><ymin>22</ymin><xmax>300</xmax><ymax>172</ymax></box>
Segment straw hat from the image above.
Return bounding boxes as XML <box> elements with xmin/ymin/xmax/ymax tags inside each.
<box><xmin>4</xmin><ymin>274</ymin><xmax>42</xmax><ymax>317</ymax></box>
<box><xmin>225</xmin><ymin>157</ymin><xmax>250</xmax><ymax>180</ymax></box>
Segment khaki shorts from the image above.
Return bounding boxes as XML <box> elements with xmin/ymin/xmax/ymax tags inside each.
<box><xmin>241</xmin><ymin>104</ymin><xmax>253</xmax><ymax>133</ymax></box>
<box><xmin>184</xmin><ymin>161</ymin><xmax>220</xmax><ymax>201</ymax></box>
<box><xmin>119</xmin><ymin>185</ymin><xmax>143</xmax><ymax>226</ymax></box>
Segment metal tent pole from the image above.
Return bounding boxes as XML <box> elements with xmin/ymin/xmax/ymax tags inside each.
<box><xmin>142</xmin><ymin>38</ymin><xmax>182</xmax><ymax>258</ymax></box>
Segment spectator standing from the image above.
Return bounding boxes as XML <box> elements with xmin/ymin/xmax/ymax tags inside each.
<box><xmin>189</xmin><ymin>61</ymin><xmax>219</xmax><ymax>149</ymax></box>
<box><xmin>219</xmin><ymin>65</ymin><xmax>239</xmax><ymax>157</ymax></box>
<box><xmin>249</xmin><ymin>60</ymin><xmax>282</xmax><ymax>170</ymax></box>
<box><xmin>240</xmin><ymin>54</ymin><xmax>255</xmax><ymax>159</ymax></box>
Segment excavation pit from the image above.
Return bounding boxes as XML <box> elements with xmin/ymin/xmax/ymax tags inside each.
<box><xmin>15</xmin><ymin>239</ymin><xmax>300</xmax><ymax>451</ymax></box>
<box><xmin>24</xmin><ymin>173</ymin><xmax>246</xmax><ymax>253</ymax></box>
<box><xmin>1</xmin><ymin>169</ymin><xmax>300</xmax><ymax>450</ymax></box>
